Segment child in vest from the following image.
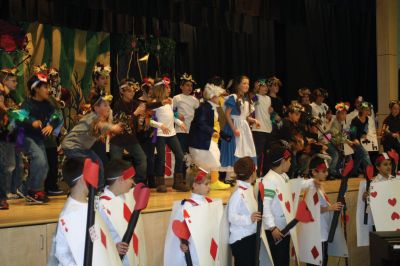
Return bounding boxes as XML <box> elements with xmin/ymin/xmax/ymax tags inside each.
<box><xmin>189</xmin><ymin>83</ymin><xmax>230</xmax><ymax>190</ymax></box>
<box><xmin>262</xmin><ymin>145</ymin><xmax>318</xmax><ymax>266</ymax></box>
<box><xmin>54</xmin><ymin>157</ymin><xmax>89</xmax><ymax>265</ymax></box>
<box><xmin>307</xmin><ymin>156</ymin><xmax>342</xmax><ymax>266</ymax></box>
<box><xmin>228</xmin><ymin>157</ymin><xmax>261</xmax><ymax>266</ymax></box>
<box><xmin>99</xmin><ymin>159</ymin><xmax>135</xmax><ymax>266</ymax></box>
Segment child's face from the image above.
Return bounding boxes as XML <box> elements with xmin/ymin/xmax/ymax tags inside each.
<box><xmin>377</xmin><ymin>159</ymin><xmax>392</xmax><ymax>177</ymax></box>
<box><xmin>192</xmin><ymin>179</ymin><xmax>210</xmax><ymax>195</ymax></box>
<box><xmin>4</xmin><ymin>76</ymin><xmax>17</xmax><ymax>90</ymax></box>
<box><xmin>315</xmin><ymin>95</ymin><xmax>325</xmax><ymax>104</ymax></box>
<box><xmin>270</xmin><ymin>84</ymin><xmax>279</xmax><ymax>94</ymax></box>
<box><xmin>117</xmin><ymin>177</ymin><xmax>134</xmax><ymax>194</ymax></box>
<box><xmin>391</xmin><ymin>104</ymin><xmax>400</xmax><ymax>116</ymax></box>
<box><xmin>95</xmin><ymin>75</ymin><xmax>108</xmax><ymax>88</ymax></box>
<box><xmin>121</xmin><ymin>87</ymin><xmax>135</xmax><ymax>102</ymax></box>
<box><xmin>360</xmin><ymin>108</ymin><xmax>370</xmax><ymax>117</ymax></box>
<box><xmin>312</xmin><ymin>168</ymin><xmax>329</xmax><ymax>181</ymax></box>
<box><xmin>94</xmin><ymin>101</ymin><xmax>110</xmax><ymax>119</ymax></box>
<box><xmin>336</xmin><ymin>111</ymin><xmax>346</xmax><ymax>121</ymax></box>
<box><xmin>289</xmin><ymin>111</ymin><xmax>301</xmax><ymax>123</ymax></box>
<box><xmin>209</xmin><ymin>95</ymin><xmax>220</xmax><ymax>105</ymax></box>
<box><xmin>35</xmin><ymin>84</ymin><xmax>50</xmax><ymax>100</ymax></box>
<box><xmin>281</xmin><ymin>158</ymin><xmax>291</xmax><ymax>172</ymax></box>
<box><xmin>181</xmin><ymin>82</ymin><xmax>193</xmax><ymax>95</ymax></box>
<box><xmin>301</xmin><ymin>95</ymin><xmax>310</xmax><ymax>104</ymax></box>
<box><xmin>258</xmin><ymin>85</ymin><xmax>268</xmax><ymax>95</ymax></box>
<box><xmin>238</xmin><ymin>78</ymin><xmax>250</xmax><ymax>94</ymax></box>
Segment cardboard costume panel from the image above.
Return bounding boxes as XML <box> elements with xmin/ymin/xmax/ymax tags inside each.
<box><xmin>297</xmin><ymin>188</ymin><xmax>323</xmax><ymax>265</ymax></box>
<box><xmin>356</xmin><ymin>180</ymin><xmax>373</xmax><ymax>246</ymax></box>
<box><xmin>369</xmin><ymin>179</ymin><xmax>400</xmax><ymax>231</ymax></box>
<box><xmin>99</xmin><ymin>189</ymin><xmax>147</xmax><ymax>266</ymax></box>
<box><xmin>93</xmin><ymin>212</ymin><xmax>123</xmax><ymax>266</ymax></box>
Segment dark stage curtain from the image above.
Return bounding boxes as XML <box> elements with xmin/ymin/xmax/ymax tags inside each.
<box><xmin>0</xmin><ymin>0</ymin><xmax>377</xmax><ymax>108</ymax></box>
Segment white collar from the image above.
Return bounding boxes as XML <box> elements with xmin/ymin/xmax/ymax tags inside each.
<box><xmin>237</xmin><ymin>180</ymin><xmax>252</xmax><ymax>189</ymax></box>
<box><xmin>103</xmin><ymin>186</ymin><xmax>117</xmax><ymax>199</ymax></box>
<box><xmin>191</xmin><ymin>192</ymin><xmax>206</xmax><ymax>202</ymax></box>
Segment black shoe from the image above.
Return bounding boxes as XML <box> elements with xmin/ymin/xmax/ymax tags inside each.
<box><xmin>46</xmin><ymin>188</ymin><xmax>65</xmax><ymax>196</ymax></box>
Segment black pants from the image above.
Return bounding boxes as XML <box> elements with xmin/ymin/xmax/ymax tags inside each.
<box><xmin>252</xmin><ymin>132</ymin><xmax>272</xmax><ymax>177</ymax></box>
<box><xmin>230</xmin><ymin>233</ymin><xmax>256</xmax><ymax>266</ymax></box>
<box><xmin>45</xmin><ymin>147</ymin><xmax>58</xmax><ymax>191</ymax></box>
<box><xmin>306</xmin><ymin>241</ymin><xmax>328</xmax><ymax>266</ymax></box>
<box><xmin>266</xmin><ymin>230</ymin><xmax>290</xmax><ymax>266</ymax></box>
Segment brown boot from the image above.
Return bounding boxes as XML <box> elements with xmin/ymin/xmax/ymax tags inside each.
<box><xmin>155</xmin><ymin>176</ymin><xmax>167</xmax><ymax>193</ymax></box>
<box><xmin>173</xmin><ymin>173</ymin><xmax>190</xmax><ymax>192</ymax></box>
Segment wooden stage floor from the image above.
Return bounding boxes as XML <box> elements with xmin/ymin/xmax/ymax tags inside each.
<box><xmin>0</xmin><ymin>177</ymin><xmax>363</xmax><ymax>229</ymax></box>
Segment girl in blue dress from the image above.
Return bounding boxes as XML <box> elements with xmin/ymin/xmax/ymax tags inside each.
<box><xmin>220</xmin><ymin>75</ymin><xmax>258</xmax><ymax>175</ymax></box>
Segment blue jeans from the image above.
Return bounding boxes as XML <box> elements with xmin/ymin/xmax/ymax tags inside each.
<box><xmin>352</xmin><ymin>144</ymin><xmax>372</xmax><ymax>174</ymax></box>
<box><xmin>109</xmin><ymin>143</ymin><xmax>147</xmax><ymax>183</ymax></box>
<box><xmin>24</xmin><ymin>137</ymin><xmax>48</xmax><ymax>191</ymax></box>
<box><xmin>155</xmin><ymin>136</ymin><xmax>184</xmax><ymax>177</ymax></box>
<box><xmin>0</xmin><ymin>141</ymin><xmax>16</xmax><ymax>199</ymax></box>
<box><xmin>327</xmin><ymin>144</ymin><xmax>340</xmax><ymax>176</ymax></box>
<box><xmin>63</xmin><ymin>148</ymin><xmax>104</xmax><ymax>190</ymax></box>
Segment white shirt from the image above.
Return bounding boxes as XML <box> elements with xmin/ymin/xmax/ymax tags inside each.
<box><xmin>262</xmin><ymin>170</ymin><xmax>314</xmax><ymax>230</ymax></box>
<box><xmin>318</xmin><ymin>189</ymin><xmax>331</xmax><ymax>241</ymax></box>
<box><xmin>55</xmin><ymin>197</ymin><xmax>88</xmax><ymax>266</ymax></box>
<box><xmin>151</xmin><ymin>103</ymin><xmax>184</xmax><ymax>137</ymax></box>
<box><xmin>228</xmin><ymin>180</ymin><xmax>257</xmax><ymax>244</ymax></box>
<box><xmin>252</xmin><ymin>94</ymin><xmax>272</xmax><ymax>133</ymax></box>
<box><xmin>310</xmin><ymin>102</ymin><xmax>330</xmax><ymax>132</ymax></box>
<box><xmin>173</xmin><ymin>94</ymin><xmax>199</xmax><ymax>134</ymax></box>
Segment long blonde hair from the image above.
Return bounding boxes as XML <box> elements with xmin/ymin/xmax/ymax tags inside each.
<box><xmin>150</xmin><ymin>78</ymin><xmax>169</xmax><ymax>103</ymax></box>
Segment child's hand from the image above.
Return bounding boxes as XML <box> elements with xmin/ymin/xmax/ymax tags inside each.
<box><xmin>251</xmin><ymin>211</ymin><xmax>262</xmax><ymax>223</ymax></box>
<box><xmin>180</xmin><ymin>243</ymin><xmax>189</xmax><ymax>253</ymax></box>
<box><xmin>116</xmin><ymin>242</ymin><xmax>129</xmax><ymax>255</ymax></box>
<box><xmin>329</xmin><ymin>202</ymin><xmax>343</xmax><ymax>211</ymax></box>
<box><xmin>180</xmin><ymin>123</ymin><xmax>187</xmax><ymax>133</ymax></box>
<box><xmin>234</xmin><ymin>128</ymin><xmax>240</xmax><ymax>137</ymax></box>
<box><xmin>212</xmin><ymin>132</ymin><xmax>220</xmax><ymax>139</ymax></box>
<box><xmin>362</xmin><ymin>191</ymin><xmax>369</xmax><ymax>202</ymax></box>
<box><xmin>254</xmin><ymin>119</ymin><xmax>261</xmax><ymax>128</ymax></box>
<box><xmin>271</xmin><ymin>227</ymin><xmax>283</xmax><ymax>242</ymax></box>
<box><xmin>161</xmin><ymin>124</ymin><xmax>170</xmax><ymax>135</ymax></box>
<box><xmin>32</xmin><ymin>120</ymin><xmax>42</xmax><ymax>128</ymax></box>
<box><xmin>179</xmin><ymin>114</ymin><xmax>185</xmax><ymax>121</ymax></box>
<box><xmin>111</xmin><ymin>123</ymin><xmax>124</xmax><ymax>134</ymax></box>
<box><xmin>41</xmin><ymin>125</ymin><xmax>53</xmax><ymax>136</ymax></box>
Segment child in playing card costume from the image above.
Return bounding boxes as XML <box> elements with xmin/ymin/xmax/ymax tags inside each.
<box><xmin>262</xmin><ymin>145</ymin><xmax>318</xmax><ymax>266</ymax></box>
<box><xmin>164</xmin><ymin>169</ymin><xmax>225</xmax><ymax>266</ymax></box>
<box><xmin>356</xmin><ymin>152</ymin><xmax>398</xmax><ymax>246</ymax></box>
<box><xmin>306</xmin><ymin>156</ymin><xmax>343</xmax><ymax>266</ymax></box>
<box><xmin>228</xmin><ymin>157</ymin><xmax>262</xmax><ymax>266</ymax></box>
<box><xmin>53</xmin><ymin>157</ymin><xmax>89</xmax><ymax>265</ymax></box>
<box><xmin>98</xmin><ymin>159</ymin><xmax>142</xmax><ymax>266</ymax></box>
<box><xmin>189</xmin><ymin>83</ymin><xmax>230</xmax><ymax>190</ymax></box>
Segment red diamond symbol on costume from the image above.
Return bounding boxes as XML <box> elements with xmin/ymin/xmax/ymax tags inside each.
<box><xmin>210</xmin><ymin>238</ymin><xmax>218</xmax><ymax>261</ymax></box>
<box><xmin>311</xmin><ymin>246</ymin><xmax>319</xmax><ymax>259</ymax></box>
<box><xmin>313</xmin><ymin>192</ymin><xmax>319</xmax><ymax>205</ymax></box>
<box><xmin>124</xmin><ymin>203</ymin><xmax>132</xmax><ymax>223</ymax></box>
<box><xmin>101</xmin><ymin>229</ymin><xmax>107</xmax><ymax>248</ymax></box>
<box><xmin>133</xmin><ymin>233</ymin><xmax>139</xmax><ymax>255</ymax></box>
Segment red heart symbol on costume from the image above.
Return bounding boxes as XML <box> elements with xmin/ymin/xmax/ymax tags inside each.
<box><xmin>278</xmin><ymin>193</ymin><xmax>283</xmax><ymax>201</ymax></box>
<box><xmin>285</xmin><ymin>201</ymin><xmax>291</xmax><ymax>213</ymax></box>
<box><xmin>172</xmin><ymin>220</ymin><xmax>191</xmax><ymax>240</ymax></box>
<box><xmin>388</xmin><ymin>198</ymin><xmax>397</xmax><ymax>207</ymax></box>
<box><xmin>370</xmin><ymin>191</ymin><xmax>378</xmax><ymax>198</ymax></box>
<box><xmin>391</xmin><ymin>212</ymin><xmax>400</xmax><ymax>220</ymax></box>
